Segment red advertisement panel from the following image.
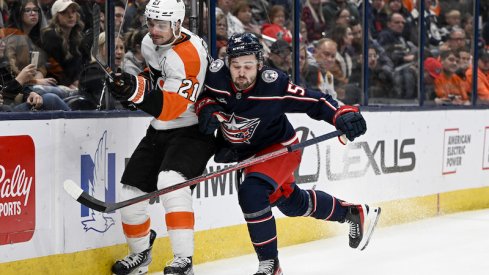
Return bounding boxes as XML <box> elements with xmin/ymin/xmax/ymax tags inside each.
<box><xmin>0</xmin><ymin>135</ymin><xmax>35</xmax><ymax>245</ymax></box>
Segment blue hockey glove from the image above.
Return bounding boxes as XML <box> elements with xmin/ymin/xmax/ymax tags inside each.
<box><xmin>333</xmin><ymin>105</ymin><xmax>367</xmax><ymax>143</ymax></box>
<box><xmin>196</xmin><ymin>97</ymin><xmax>225</xmax><ymax>135</ymax></box>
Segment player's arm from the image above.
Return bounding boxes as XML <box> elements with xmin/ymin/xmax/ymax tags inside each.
<box><xmin>108</xmin><ymin>60</ymin><xmax>201</xmax><ymax>120</ymax></box>
<box><xmin>195</xmin><ymin>85</ymin><xmax>225</xmax><ymax>135</ymax></box>
<box><xmin>282</xmin><ymin>81</ymin><xmax>367</xmax><ymax>142</ymax></box>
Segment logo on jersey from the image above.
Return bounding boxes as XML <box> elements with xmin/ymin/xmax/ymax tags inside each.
<box><xmin>262</xmin><ymin>70</ymin><xmax>278</xmax><ymax>83</ymax></box>
<box><xmin>209</xmin><ymin>59</ymin><xmax>224</xmax><ymax>72</ymax></box>
<box><xmin>219</xmin><ymin>113</ymin><xmax>260</xmax><ymax>144</ymax></box>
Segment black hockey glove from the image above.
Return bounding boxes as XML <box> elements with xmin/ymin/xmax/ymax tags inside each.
<box><xmin>107</xmin><ymin>71</ymin><xmax>148</xmax><ymax>102</ymax></box>
<box><xmin>333</xmin><ymin>105</ymin><xmax>367</xmax><ymax>143</ymax></box>
<box><xmin>196</xmin><ymin>97</ymin><xmax>225</xmax><ymax>135</ymax></box>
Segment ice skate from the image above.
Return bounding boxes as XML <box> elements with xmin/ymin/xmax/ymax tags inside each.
<box><xmin>344</xmin><ymin>204</ymin><xmax>381</xmax><ymax>250</ymax></box>
<box><xmin>164</xmin><ymin>256</ymin><xmax>194</xmax><ymax>275</ymax></box>
<box><xmin>112</xmin><ymin>229</ymin><xmax>157</xmax><ymax>275</ymax></box>
<box><xmin>253</xmin><ymin>257</ymin><xmax>283</xmax><ymax>275</ymax></box>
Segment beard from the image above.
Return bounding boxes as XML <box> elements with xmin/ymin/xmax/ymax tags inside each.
<box><xmin>233</xmin><ymin>76</ymin><xmax>256</xmax><ymax>90</ymax></box>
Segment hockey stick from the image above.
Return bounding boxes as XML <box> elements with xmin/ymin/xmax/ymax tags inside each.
<box><xmin>64</xmin><ymin>130</ymin><xmax>346</xmax><ymax>213</ymax></box>
<box><xmin>91</xmin><ymin>3</ymin><xmax>113</xmax><ymax>80</ymax></box>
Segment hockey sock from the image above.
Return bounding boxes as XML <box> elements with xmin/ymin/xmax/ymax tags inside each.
<box><xmin>238</xmin><ymin>176</ymin><xmax>278</xmax><ymax>261</ymax></box>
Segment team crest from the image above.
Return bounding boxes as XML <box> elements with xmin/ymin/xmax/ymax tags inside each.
<box><xmin>262</xmin><ymin>70</ymin><xmax>278</xmax><ymax>83</ymax></box>
<box><xmin>219</xmin><ymin>113</ymin><xmax>260</xmax><ymax>144</ymax></box>
<box><xmin>209</xmin><ymin>59</ymin><xmax>224</xmax><ymax>72</ymax></box>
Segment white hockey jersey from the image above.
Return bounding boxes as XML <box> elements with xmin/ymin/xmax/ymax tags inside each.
<box><xmin>141</xmin><ymin>27</ymin><xmax>209</xmax><ymax>130</ymax></box>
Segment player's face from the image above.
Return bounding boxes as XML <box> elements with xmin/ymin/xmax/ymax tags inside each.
<box><xmin>229</xmin><ymin>55</ymin><xmax>259</xmax><ymax>90</ymax></box>
<box><xmin>146</xmin><ymin>18</ymin><xmax>176</xmax><ymax>45</ymax></box>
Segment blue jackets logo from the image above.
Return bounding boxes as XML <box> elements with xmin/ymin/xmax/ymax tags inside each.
<box><xmin>80</xmin><ymin>131</ymin><xmax>116</xmax><ymax>233</ymax></box>
<box><xmin>220</xmin><ymin>113</ymin><xmax>260</xmax><ymax>144</ymax></box>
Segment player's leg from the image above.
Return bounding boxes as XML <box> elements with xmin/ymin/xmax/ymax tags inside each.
<box><xmin>277</xmin><ymin>185</ymin><xmax>381</xmax><ymax>250</ymax></box>
<box><xmin>112</xmin><ymin>127</ymin><xmax>163</xmax><ymax>275</ymax></box>
<box><xmin>157</xmin><ymin>125</ymin><xmax>215</xmax><ymax>275</ymax></box>
<box><xmin>239</xmin><ymin>140</ymin><xmax>300</xmax><ymax>275</ymax></box>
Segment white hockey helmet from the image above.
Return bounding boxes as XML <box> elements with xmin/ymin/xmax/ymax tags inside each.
<box><xmin>145</xmin><ymin>0</ymin><xmax>186</xmax><ymax>25</ymax></box>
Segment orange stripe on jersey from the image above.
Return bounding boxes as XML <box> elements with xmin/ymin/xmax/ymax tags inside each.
<box><xmin>158</xmin><ymin>92</ymin><xmax>189</xmax><ymax>121</ymax></box>
<box><xmin>165</xmin><ymin>211</ymin><xmax>195</xmax><ymax>230</ymax></box>
<box><xmin>122</xmin><ymin>218</ymin><xmax>151</xmax><ymax>238</ymax></box>
<box><xmin>157</xmin><ymin>40</ymin><xmax>202</xmax><ymax>121</ymax></box>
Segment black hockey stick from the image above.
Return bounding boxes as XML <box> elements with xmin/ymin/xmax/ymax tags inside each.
<box><xmin>64</xmin><ymin>130</ymin><xmax>346</xmax><ymax>213</ymax></box>
<box><xmin>91</xmin><ymin>3</ymin><xmax>113</xmax><ymax>80</ymax></box>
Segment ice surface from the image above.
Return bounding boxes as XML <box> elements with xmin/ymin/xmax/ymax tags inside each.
<box><xmin>152</xmin><ymin>208</ymin><xmax>489</xmax><ymax>275</ymax></box>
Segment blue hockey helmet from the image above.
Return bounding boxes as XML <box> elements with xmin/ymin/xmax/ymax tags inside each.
<box><xmin>226</xmin><ymin>33</ymin><xmax>263</xmax><ymax>62</ymax></box>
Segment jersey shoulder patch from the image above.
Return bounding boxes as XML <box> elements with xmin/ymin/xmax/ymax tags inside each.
<box><xmin>209</xmin><ymin>59</ymin><xmax>225</xmax><ymax>72</ymax></box>
<box><xmin>261</xmin><ymin>69</ymin><xmax>279</xmax><ymax>83</ymax></box>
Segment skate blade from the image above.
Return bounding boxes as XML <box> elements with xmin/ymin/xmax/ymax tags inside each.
<box><xmin>358</xmin><ymin>207</ymin><xmax>381</xmax><ymax>251</ymax></box>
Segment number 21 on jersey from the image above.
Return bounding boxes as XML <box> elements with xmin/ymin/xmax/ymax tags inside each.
<box><xmin>178</xmin><ymin>79</ymin><xmax>200</xmax><ymax>102</ymax></box>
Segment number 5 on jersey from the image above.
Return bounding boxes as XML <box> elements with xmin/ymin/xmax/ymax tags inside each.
<box><xmin>178</xmin><ymin>79</ymin><xmax>200</xmax><ymax>102</ymax></box>
<box><xmin>287</xmin><ymin>83</ymin><xmax>305</xmax><ymax>96</ymax></box>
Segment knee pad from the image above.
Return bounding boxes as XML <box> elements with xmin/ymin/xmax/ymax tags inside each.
<box><xmin>238</xmin><ymin>176</ymin><xmax>273</xmax><ymax>214</ymax></box>
<box><xmin>157</xmin><ymin>170</ymin><xmax>192</xmax><ymax>212</ymax></box>
<box><xmin>119</xmin><ymin>185</ymin><xmax>149</xmax><ymax>225</ymax></box>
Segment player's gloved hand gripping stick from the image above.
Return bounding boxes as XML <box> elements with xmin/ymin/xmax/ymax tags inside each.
<box><xmin>64</xmin><ymin>130</ymin><xmax>347</xmax><ymax>213</ymax></box>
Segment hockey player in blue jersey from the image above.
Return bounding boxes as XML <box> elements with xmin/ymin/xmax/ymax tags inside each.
<box><xmin>196</xmin><ymin>33</ymin><xmax>381</xmax><ymax>275</ymax></box>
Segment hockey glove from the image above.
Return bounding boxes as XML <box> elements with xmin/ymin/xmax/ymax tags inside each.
<box><xmin>196</xmin><ymin>97</ymin><xmax>225</xmax><ymax>135</ymax></box>
<box><xmin>333</xmin><ymin>105</ymin><xmax>367</xmax><ymax>143</ymax></box>
<box><xmin>107</xmin><ymin>71</ymin><xmax>148</xmax><ymax>102</ymax></box>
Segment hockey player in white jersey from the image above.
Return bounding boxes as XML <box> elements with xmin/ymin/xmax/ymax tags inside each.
<box><xmin>107</xmin><ymin>0</ymin><xmax>215</xmax><ymax>274</ymax></box>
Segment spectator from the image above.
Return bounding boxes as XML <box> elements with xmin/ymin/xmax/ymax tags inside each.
<box><xmin>377</xmin><ymin>13</ymin><xmax>418</xmax><ymax>99</ymax></box>
<box><xmin>366</xmin><ymin>47</ymin><xmax>394</xmax><ymax>98</ymax></box>
<box><xmin>261</xmin><ymin>5</ymin><xmax>292</xmax><ymax>43</ymax></box>
<box><xmin>216</xmin><ymin>12</ymin><xmax>228</xmax><ymax>53</ymax></box>
<box><xmin>77</xmin><ymin>32</ymin><xmax>125</xmax><ymax>110</ymax></box>
<box><xmin>301</xmin><ymin>0</ymin><xmax>326</xmax><ymax>41</ymax></box>
<box><xmin>422</xmin><ymin>0</ymin><xmax>443</xmax><ymax>47</ymax></box>
<box><xmin>334</xmin><ymin>8</ymin><xmax>351</xmax><ymax>28</ymax></box>
<box><xmin>329</xmin><ymin>24</ymin><xmax>362</xmax><ymax>104</ymax></box>
<box><xmin>387</xmin><ymin>0</ymin><xmax>417</xmax><ymax>44</ymax></box>
<box><xmin>322</xmin><ymin>0</ymin><xmax>359</xmax><ymax>28</ymax></box>
<box><xmin>369</xmin><ymin>0</ymin><xmax>388</xmax><ymax>39</ymax></box>
<box><xmin>5</xmin><ymin>0</ymin><xmax>69</xmax><ymax>99</ymax></box>
<box><xmin>434</xmin><ymin>50</ymin><xmax>469</xmax><ymax>105</ymax></box>
<box><xmin>312</xmin><ymin>38</ymin><xmax>341</xmax><ymax>102</ymax></box>
<box><xmin>123</xmin><ymin>28</ymin><xmax>148</xmax><ymax>77</ymax></box>
<box><xmin>265</xmin><ymin>39</ymin><xmax>292</xmax><ymax>75</ymax></box>
<box><xmin>114</xmin><ymin>0</ymin><xmax>126</xmax><ymax>35</ymax></box>
<box><xmin>41</xmin><ymin>0</ymin><xmax>89</xmax><ymax>90</ymax></box>
<box><xmin>232</xmin><ymin>0</ymin><xmax>261</xmax><ymax>37</ymax></box>
<box><xmin>217</xmin><ymin>0</ymin><xmax>245</xmax><ymax>37</ymax></box>
<box><xmin>423</xmin><ymin>57</ymin><xmax>442</xmax><ymax>101</ymax></box>
<box><xmin>441</xmin><ymin>27</ymin><xmax>467</xmax><ymax>52</ymax></box>
<box><xmin>455</xmin><ymin>47</ymin><xmax>471</xmax><ymax>92</ymax></box>
<box><xmin>0</xmin><ymin>37</ymin><xmax>70</xmax><ymax>111</ymax></box>
<box><xmin>299</xmin><ymin>43</ymin><xmax>323</xmax><ymax>92</ymax></box>
<box><xmin>124</xmin><ymin>0</ymin><xmax>147</xmax><ymax>30</ymax></box>
<box><xmin>465</xmin><ymin>49</ymin><xmax>489</xmax><ymax>103</ymax></box>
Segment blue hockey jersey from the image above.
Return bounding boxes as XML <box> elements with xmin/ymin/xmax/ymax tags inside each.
<box><xmin>199</xmin><ymin>59</ymin><xmax>340</xmax><ymax>162</ymax></box>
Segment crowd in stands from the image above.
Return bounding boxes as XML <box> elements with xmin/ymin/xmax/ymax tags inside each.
<box><xmin>0</xmin><ymin>0</ymin><xmax>488</xmax><ymax>113</ymax></box>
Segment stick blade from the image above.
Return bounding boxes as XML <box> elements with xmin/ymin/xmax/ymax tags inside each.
<box><xmin>63</xmin><ymin>179</ymin><xmax>109</xmax><ymax>213</ymax></box>
<box><xmin>64</xmin><ymin>179</ymin><xmax>83</xmax><ymax>200</ymax></box>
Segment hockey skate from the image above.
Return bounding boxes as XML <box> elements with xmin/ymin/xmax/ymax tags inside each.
<box><xmin>344</xmin><ymin>204</ymin><xmax>381</xmax><ymax>250</ymax></box>
<box><xmin>163</xmin><ymin>256</ymin><xmax>194</xmax><ymax>275</ymax></box>
<box><xmin>253</xmin><ymin>258</ymin><xmax>283</xmax><ymax>275</ymax></box>
<box><xmin>112</xmin><ymin>229</ymin><xmax>157</xmax><ymax>275</ymax></box>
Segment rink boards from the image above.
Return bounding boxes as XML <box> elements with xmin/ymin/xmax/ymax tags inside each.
<box><xmin>0</xmin><ymin>109</ymin><xmax>488</xmax><ymax>274</ymax></box>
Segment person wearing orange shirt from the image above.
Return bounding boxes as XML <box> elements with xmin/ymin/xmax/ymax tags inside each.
<box><xmin>465</xmin><ymin>50</ymin><xmax>489</xmax><ymax>103</ymax></box>
<box><xmin>434</xmin><ymin>50</ymin><xmax>470</xmax><ymax>105</ymax></box>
